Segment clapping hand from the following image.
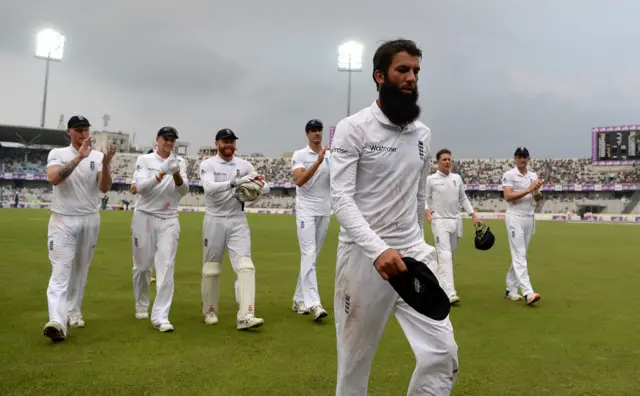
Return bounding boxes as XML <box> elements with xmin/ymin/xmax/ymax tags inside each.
<box><xmin>78</xmin><ymin>138</ymin><xmax>92</xmax><ymax>159</ymax></box>
<box><xmin>161</xmin><ymin>158</ymin><xmax>180</xmax><ymax>175</ymax></box>
<box><xmin>102</xmin><ymin>143</ymin><xmax>117</xmax><ymax>166</ymax></box>
<box><xmin>317</xmin><ymin>146</ymin><xmax>327</xmax><ymax>163</ymax></box>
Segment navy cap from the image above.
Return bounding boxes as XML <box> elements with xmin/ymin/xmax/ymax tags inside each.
<box><xmin>215</xmin><ymin>128</ymin><xmax>239</xmax><ymax>141</ymax></box>
<box><xmin>385</xmin><ymin>257</ymin><xmax>451</xmax><ymax>320</ymax></box>
<box><xmin>157</xmin><ymin>126</ymin><xmax>179</xmax><ymax>139</ymax></box>
<box><xmin>67</xmin><ymin>116</ymin><xmax>91</xmax><ymax>129</ymax></box>
<box><xmin>305</xmin><ymin>119</ymin><xmax>323</xmax><ymax>131</ymax></box>
<box><xmin>514</xmin><ymin>146</ymin><xmax>530</xmax><ymax>157</ymax></box>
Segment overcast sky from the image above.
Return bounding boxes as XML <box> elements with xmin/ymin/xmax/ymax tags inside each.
<box><xmin>1</xmin><ymin>0</ymin><xmax>639</xmax><ymax>158</ymax></box>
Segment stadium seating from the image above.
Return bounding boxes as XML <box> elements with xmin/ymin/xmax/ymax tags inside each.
<box><xmin>2</xmin><ymin>148</ymin><xmax>639</xmax><ymax>212</ymax></box>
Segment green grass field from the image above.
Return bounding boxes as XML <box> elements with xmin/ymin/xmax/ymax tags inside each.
<box><xmin>1</xmin><ymin>209</ymin><xmax>639</xmax><ymax>396</ymax></box>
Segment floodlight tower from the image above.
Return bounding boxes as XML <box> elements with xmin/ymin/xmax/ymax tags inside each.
<box><xmin>35</xmin><ymin>28</ymin><xmax>65</xmax><ymax>128</ymax></box>
<box><xmin>337</xmin><ymin>40</ymin><xmax>364</xmax><ymax>117</ymax></box>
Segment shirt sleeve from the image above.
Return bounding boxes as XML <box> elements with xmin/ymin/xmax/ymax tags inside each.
<box><xmin>200</xmin><ymin>161</ymin><xmax>232</xmax><ymax>195</ymax></box>
<box><xmin>174</xmin><ymin>158</ymin><xmax>189</xmax><ymax>197</ymax></box>
<box><xmin>425</xmin><ymin>176</ymin><xmax>433</xmax><ymax>211</ymax></box>
<box><xmin>133</xmin><ymin>156</ymin><xmax>159</xmax><ymax>195</ymax></box>
<box><xmin>458</xmin><ymin>175</ymin><xmax>474</xmax><ymax>214</ymax></box>
<box><xmin>502</xmin><ymin>171</ymin><xmax>514</xmax><ymax>188</ymax></box>
<box><xmin>329</xmin><ymin>119</ymin><xmax>389</xmax><ymax>262</ymax></box>
<box><xmin>46</xmin><ymin>149</ymin><xmax>63</xmax><ymax>168</ymax></box>
<box><xmin>416</xmin><ymin>134</ymin><xmax>431</xmax><ymax>233</ymax></box>
<box><xmin>291</xmin><ymin>151</ymin><xmax>305</xmax><ymax>171</ymax></box>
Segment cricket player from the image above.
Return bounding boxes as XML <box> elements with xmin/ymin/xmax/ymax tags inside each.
<box><xmin>131</xmin><ymin>126</ymin><xmax>189</xmax><ymax>332</ymax></box>
<box><xmin>425</xmin><ymin>149</ymin><xmax>481</xmax><ymax>305</ymax></box>
<box><xmin>43</xmin><ymin>115</ymin><xmax>116</xmax><ymax>342</ymax></box>
<box><xmin>501</xmin><ymin>146</ymin><xmax>543</xmax><ymax>305</ymax></box>
<box><xmin>130</xmin><ymin>149</ymin><xmax>156</xmax><ymax>284</ymax></box>
<box><xmin>330</xmin><ymin>39</ymin><xmax>459</xmax><ymax>395</ymax></box>
<box><xmin>290</xmin><ymin>118</ymin><xmax>330</xmax><ymax>321</ymax></box>
<box><xmin>199</xmin><ymin>128</ymin><xmax>270</xmax><ymax>330</ymax></box>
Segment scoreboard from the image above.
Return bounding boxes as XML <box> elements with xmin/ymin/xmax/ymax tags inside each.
<box><xmin>591</xmin><ymin>126</ymin><xmax>640</xmax><ymax>165</ymax></box>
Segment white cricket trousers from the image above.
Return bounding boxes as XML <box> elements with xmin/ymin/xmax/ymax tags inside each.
<box><xmin>46</xmin><ymin>213</ymin><xmax>100</xmax><ymax>336</ymax></box>
<box><xmin>505</xmin><ymin>213</ymin><xmax>536</xmax><ymax>296</ymax></box>
<box><xmin>293</xmin><ymin>214</ymin><xmax>330</xmax><ymax>308</ymax></box>
<box><xmin>201</xmin><ymin>214</ymin><xmax>253</xmax><ymax>316</ymax></box>
<box><xmin>334</xmin><ymin>240</ymin><xmax>459</xmax><ymax>396</ymax></box>
<box><xmin>131</xmin><ymin>211</ymin><xmax>180</xmax><ymax>326</ymax></box>
<box><xmin>431</xmin><ymin>218</ymin><xmax>463</xmax><ymax>298</ymax></box>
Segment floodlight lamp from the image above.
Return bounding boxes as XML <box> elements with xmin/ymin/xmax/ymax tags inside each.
<box><xmin>338</xmin><ymin>40</ymin><xmax>364</xmax><ymax>71</ymax></box>
<box><xmin>36</xmin><ymin>29</ymin><xmax>65</xmax><ymax>61</ymax></box>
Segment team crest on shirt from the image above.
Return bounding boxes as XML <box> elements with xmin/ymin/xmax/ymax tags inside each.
<box><xmin>418</xmin><ymin>140</ymin><xmax>424</xmax><ymax>160</ymax></box>
<box><xmin>236</xmin><ymin>169</ymin><xmax>240</xmax><ymax>177</ymax></box>
<box><xmin>90</xmin><ymin>161</ymin><xmax>95</xmax><ymax>171</ymax></box>
<box><xmin>453</xmin><ymin>179</ymin><xmax>457</xmax><ymax>187</ymax></box>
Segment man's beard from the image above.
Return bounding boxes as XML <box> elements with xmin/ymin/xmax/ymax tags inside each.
<box><xmin>378</xmin><ymin>81</ymin><xmax>421</xmax><ymax>126</ymax></box>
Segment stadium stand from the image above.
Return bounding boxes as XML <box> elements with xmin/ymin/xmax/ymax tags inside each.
<box><xmin>1</xmin><ymin>124</ymin><xmax>639</xmax><ymax>215</ymax></box>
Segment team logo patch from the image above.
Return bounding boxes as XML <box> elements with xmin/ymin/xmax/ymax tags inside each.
<box><xmin>90</xmin><ymin>161</ymin><xmax>95</xmax><ymax>171</ymax></box>
<box><xmin>134</xmin><ymin>237</ymin><xmax>139</xmax><ymax>247</ymax></box>
<box><xmin>418</xmin><ymin>140</ymin><xmax>424</xmax><ymax>160</ymax></box>
<box><xmin>236</xmin><ymin>169</ymin><xmax>240</xmax><ymax>177</ymax></box>
<box><xmin>344</xmin><ymin>294</ymin><xmax>351</xmax><ymax>314</ymax></box>
<box><xmin>300</xmin><ymin>220</ymin><xmax>304</xmax><ymax>229</ymax></box>
<box><xmin>49</xmin><ymin>240</ymin><xmax>53</xmax><ymax>251</ymax></box>
<box><xmin>204</xmin><ymin>238</ymin><xmax>208</xmax><ymax>247</ymax></box>
<box><xmin>453</xmin><ymin>179</ymin><xmax>457</xmax><ymax>187</ymax></box>
<box><xmin>436</xmin><ymin>236</ymin><xmax>440</xmax><ymax>244</ymax></box>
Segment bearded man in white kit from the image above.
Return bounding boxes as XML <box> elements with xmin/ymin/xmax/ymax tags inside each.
<box><xmin>330</xmin><ymin>39</ymin><xmax>459</xmax><ymax>395</ymax></box>
<box><xmin>198</xmin><ymin>128</ymin><xmax>270</xmax><ymax>330</ymax></box>
<box><xmin>131</xmin><ymin>126</ymin><xmax>189</xmax><ymax>333</ymax></box>
<box><xmin>43</xmin><ymin>115</ymin><xmax>116</xmax><ymax>342</ymax></box>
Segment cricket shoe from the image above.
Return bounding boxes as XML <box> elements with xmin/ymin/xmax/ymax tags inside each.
<box><xmin>153</xmin><ymin>322</ymin><xmax>174</xmax><ymax>332</ymax></box>
<box><xmin>525</xmin><ymin>293</ymin><xmax>541</xmax><ymax>306</ymax></box>
<box><xmin>68</xmin><ymin>314</ymin><xmax>85</xmax><ymax>328</ymax></box>
<box><xmin>43</xmin><ymin>321</ymin><xmax>65</xmax><ymax>342</ymax></box>
<box><xmin>449</xmin><ymin>295</ymin><xmax>461</xmax><ymax>305</ymax></box>
<box><xmin>310</xmin><ymin>304</ymin><xmax>328</xmax><ymax>321</ymax></box>
<box><xmin>292</xmin><ymin>301</ymin><xmax>309</xmax><ymax>315</ymax></box>
<box><xmin>204</xmin><ymin>307</ymin><xmax>219</xmax><ymax>325</ymax></box>
<box><xmin>237</xmin><ymin>314</ymin><xmax>264</xmax><ymax>330</ymax></box>
<box><xmin>135</xmin><ymin>311</ymin><xmax>149</xmax><ymax>319</ymax></box>
<box><xmin>504</xmin><ymin>290</ymin><xmax>523</xmax><ymax>301</ymax></box>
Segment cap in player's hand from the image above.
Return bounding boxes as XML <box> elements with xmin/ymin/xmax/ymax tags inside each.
<box><xmin>385</xmin><ymin>257</ymin><xmax>451</xmax><ymax>320</ymax></box>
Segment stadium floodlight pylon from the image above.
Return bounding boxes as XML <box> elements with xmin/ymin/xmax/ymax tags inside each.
<box><xmin>35</xmin><ymin>28</ymin><xmax>66</xmax><ymax>128</ymax></box>
<box><xmin>337</xmin><ymin>40</ymin><xmax>364</xmax><ymax>117</ymax></box>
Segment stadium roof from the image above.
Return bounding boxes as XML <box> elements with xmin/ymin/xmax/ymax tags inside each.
<box><xmin>0</xmin><ymin>124</ymin><xmax>69</xmax><ymax>147</ymax></box>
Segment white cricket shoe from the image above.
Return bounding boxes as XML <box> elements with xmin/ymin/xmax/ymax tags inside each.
<box><xmin>135</xmin><ymin>311</ymin><xmax>149</xmax><ymax>319</ymax></box>
<box><xmin>525</xmin><ymin>293</ymin><xmax>541</xmax><ymax>306</ymax></box>
<box><xmin>68</xmin><ymin>314</ymin><xmax>85</xmax><ymax>328</ymax></box>
<box><xmin>449</xmin><ymin>295</ymin><xmax>461</xmax><ymax>305</ymax></box>
<box><xmin>154</xmin><ymin>323</ymin><xmax>174</xmax><ymax>332</ymax></box>
<box><xmin>237</xmin><ymin>314</ymin><xmax>264</xmax><ymax>330</ymax></box>
<box><xmin>292</xmin><ymin>301</ymin><xmax>309</xmax><ymax>315</ymax></box>
<box><xmin>504</xmin><ymin>290</ymin><xmax>523</xmax><ymax>301</ymax></box>
<box><xmin>310</xmin><ymin>304</ymin><xmax>328</xmax><ymax>321</ymax></box>
<box><xmin>43</xmin><ymin>321</ymin><xmax>65</xmax><ymax>342</ymax></box>
<box><xmin>204</xmin><ymin>312</ymin><xmax>219</xmax><ymax>325</ymax></box>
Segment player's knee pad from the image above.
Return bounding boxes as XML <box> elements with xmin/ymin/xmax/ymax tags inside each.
<box><xmin>237</xmin><ymin>257</ymin><xmax>255</xmax><ymax>273</ymax></box>
<box><xmin>203</xmin><ymin>262</ymin><xmax>221</xmax><ymax>277</ymax></box>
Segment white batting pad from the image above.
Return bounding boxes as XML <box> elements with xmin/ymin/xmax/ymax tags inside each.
<box><xmin>236</xmin><ymin>257</ymin><xmax>256</xmax><ymax>319</ymax></box>
<box><xmin>202</xmin><ymin>261</ymin><xmax>221</xmax><ymax>315</ymax></box>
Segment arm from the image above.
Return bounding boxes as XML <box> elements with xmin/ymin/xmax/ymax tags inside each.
<box><xmin>46</xmin><ymin>150</ymin><xmax>83</xmax><ymax>186</ymax></box>
<box><xmin>200</xmin><ymin>161</ymin><xmax>234</xmax><ymax>195</ymax></box>
<box><xmin>292</xmin><ymin>151</ymin><xmax>323</xmax><ymax>187</ymax></box>
<box><xmin>132</xmin><ymin>157</ymin><xmax>161</xmax><ymax>195</ymax></box>
<box><xmin>98</xmin><ymin>156</ymin><xmax>113</xmax><ymax>193</ymax></box>
<box><xmin>416</xmin><ymin>151</ymin><xmax>430</xmax><ymax>233</ymax></box>
<box><xmin>458</xmin><ymin>176</ymin><xmax>479</xmax><ymax>223</ymax></box>
<box><xmin>173</xmin><ymin>159</ymin><xmax>189</xmax><ymax>197</ymax></box>
<box><xmin>501</xmin><ymin>172</ymin><xmax>531</xmax><ymax>202</ymax></box>
<box><xmin>329</xmin><ymin>120</ymin><xmax>389</xmax><ymax>261</ymax></box>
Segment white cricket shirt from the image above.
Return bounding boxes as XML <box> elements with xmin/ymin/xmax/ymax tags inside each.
<box><xmin>502</xmin><ymin>167</ymin><xmax>538</xmax><ymax>216</ymax></box>
<box><xmin>425</xmin><ymin>171</ymin><xmax>474</xmax><ymax>219</ymax></box>
<box><xmin>329</xmin><ymin>100</ymin><xmax>432</xmax><ymax>261</ymax></box>
<box><xmin>199</xmin><ymin>155</ymin><xmax>271</xmax><ymax>217</ymax></box>
<box><xmin>47</xmin><ymin>145</ymin><xmax>105</xmax><ymax>216</ymax></box>
<box><xmin>291</xmin><ymin>145</ymin><xmax>331</xmax><ymax>216</ymax></box>
<box><xmin>132</xmin><ymin>152</ymin><xmax>189</xmax><ymax>218</ymax></box>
